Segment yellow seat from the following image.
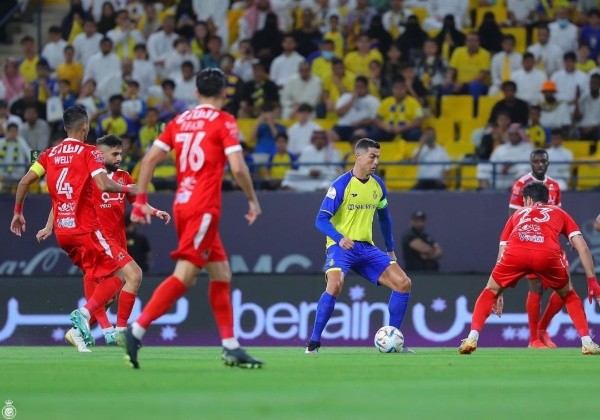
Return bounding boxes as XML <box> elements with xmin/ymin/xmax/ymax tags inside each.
<box><xmin>445</xmin><ymin>140</ymin><xmax>475</xmax><ymax>160</ymax></box>
<box><xmin>384</xmin><ymin>164</ymin><xmax>419</xmax><ymax>191</ymax></box>
<box><xmin>440</xmin><ymin>95</ymin><xmax>474</xmax><ymax>123</ymax></box>
<box><xmin>458</xmin><ymin>119</ymin><xmax>485</xmax><ymax>143</ymax></box>
<box><xmin>424</xmin><ymin>117</ymin><xmax>455</xmax><ymax>145</ymax></box>
<box><xmin>501</xmin><ymin>27</ymin><xmax>527</xmax><ymax>53</ymax></box>
<box><xmin>228</xmin><ymin>9</ymin><xmax>245</xmax><ymax>47</ymax></box>
<box><xmin>380</xmin><ymin>139</ymin><xmax>408</xmax><ymax>161</ymax></box>
<box><xmin>565</xmin><ymin>141</ymin><xmax>594</xmax><ymax>159</ymax></box>
<box><xmin>476</xmin><ymin>95</ymin><xmax>498</xmax><ymax>123</ymax></box>
<box><xmin>315</xmin><ymin>118</ymin><xmax>336</xmax><ymax>130</ymax></box>
<box><xmin>576</xmin><ymin>163</ymin><xmax>600</xmax><ymax>190</ymax></box>
<box><xmin>334</xmin><ymin>141</ymin><xmax>353</xmax><ymax>157</ymax></box>
<box><xmin>237</xmin><ymin>118</ymin><xmax>256</xmax><ymax>147</ymax></box>
<box><xmin>459</xmin><ymin>164</ymin><xmax>480</xmax><ymax>190</ymax></box>
<box><xmin>474</xmin><ymin>6</ymin><xmax>508</xmax><ymax>29</ymax></box>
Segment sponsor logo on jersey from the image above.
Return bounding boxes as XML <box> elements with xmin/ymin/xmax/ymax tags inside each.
<box><xmin>518</xmin><ymin>233</ymin><xmax>544</xmax><ymax>243</ymax></box>
<box><xmin>57</xmin><ymin>217</ymin><xmax>76</xmax><ymax>228</ymax></box>
<box><xmin>57</xmin><ymin>202</ymin><xmax>76</xmax><ymax>213</ymax></box>
<box><xmin>326</xmin><ymin>187</ymin><xmax>336</xmax><ymax>199</ymax></box>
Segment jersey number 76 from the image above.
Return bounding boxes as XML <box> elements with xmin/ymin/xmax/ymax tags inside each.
<box><xmin>175</xmin><ymin>132</ymin><xmax>206</xmax><ymax>172</ymax></box>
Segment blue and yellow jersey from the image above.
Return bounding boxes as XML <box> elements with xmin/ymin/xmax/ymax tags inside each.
<box><xmin>319</xmin><ymin>171</ymin><xmax>388</xmax><ymax>248</ymax></box>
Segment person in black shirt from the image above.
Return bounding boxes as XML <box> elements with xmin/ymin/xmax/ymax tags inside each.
<box><xmin>488</xmin><ymin>80</ymin><xmax>529</xmax><ymax>126</ymax></box>
<box><xmin>125</xmin><ymin>215</ymin><xmax>151</xmax><ymax>273</ymax></box>
<box><xmin>401</xmin><ymin>210</ymin><xmax>442</xmax><ymax>271</ymax></box>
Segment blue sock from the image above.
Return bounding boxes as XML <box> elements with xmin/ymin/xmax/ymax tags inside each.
<box><xmin>310</xmin><ymin>292</ymin><xmax>336</xmax><ymax>343</ymax></box>
<box><xmin>388</xmin><ymin>291</ymin><xmax>410</xmax><ymax>329</ymax></box>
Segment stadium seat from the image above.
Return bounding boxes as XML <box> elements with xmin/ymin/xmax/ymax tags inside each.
<box><xmin>459</xmin><ymin>164</ymin><xmax>480</xmax><ymax>190</ymax></box>
<box><xmin>457</xmin><ymin>119</ymin><xmax>484</xmax><ymax>144</ymax></box>
<box><xmin>445</xmin><ymin>140</ymin><xmax>476</xmax><ymax>160</ymax></box>
<box><xmin>476</xmin><ymin>95</ymin><xmax>498</xmax><ymax>123</ymax></box>
<box><xmin>474</xmin><ymin>6</ymin><xmax>508</xmax><ymax>28</ymax></box>
<box><xmin>501</xmin><ymin>27</ymin><xmax>527</xmax><ymax>53</ymax></box>
<box><xmin>333</xmin><ymin>141</ymin><xmax>353</xmax><ymax>157</ymax></box>
<box><xmin>576</xmin><ymin>163</ymin><xmax>600</xmax><ymax>190</ymax></box>
<box><xmin>228</xmin><ymin>9</ymin><xmax>245</xmax><ymax>46</ymax></box>
<box><xmin>315</xmin><ymin>118</ymin><xmax>336</xmax><ymax>130</ymax></box>
<box><xmin>237</xmin><ymin>119</ymin><xmax>256</xmax><ymax>147</ymax></box>
<box><xmin>424</xmin><ymin>117</ymin><xmax>455</xmax><ymax>145</ymax></box>
<box><xmin>384</xmin><ymin>164</ymin><xmax>419</xmax><ymax>191</ymax></box>
<box><xmin>380</xmin><ymin>139</ymin><xmax>408</xmax><ymax>161</ymax></box>
<box><xmin>564</xmin><ymin>140</ymin><xmax>594</xmax><ymax>159</ymax></box>
<box><xmin>439</xmin><ymin>95</ymin><xmax>474</xmax><ymax>123</ymax></box>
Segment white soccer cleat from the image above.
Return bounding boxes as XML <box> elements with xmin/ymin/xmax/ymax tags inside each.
<box><xmin>582</xmin><ymin>340</ymin><xmax>600</xmax><ymax>355</ymax></box>
<box><xmin>65</xmin><ymin>328</ymin><xmax>92</xmax><ymax>353</ymax></box>
<box><xmin>458</xmin><ymin>337</ymin><xmax>478</xmax><ymax>354</ymax></box>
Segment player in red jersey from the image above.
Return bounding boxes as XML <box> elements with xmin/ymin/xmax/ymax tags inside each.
<box><xmin>506</xmin><ymin>148</ymin><xmax>567</xmax><ymax>348</ymax></box>
<box><xmin>36</xmin><ymin>134</ymin><xmax>171</xmax><ymax>351</ymax></box>
<box><xmin>10</xmin><ymin>105</ymin><xmax>143</xmax><ymax>347</ymax></box>
<box><xmin>124</xmin><ymin>68</ymin><xmax>263</xmax><ymax>369</ymax></box>
<box><xmin>459</xmin><ymin>182</ymin><xmax>600</xmax><ymax>355</ymax></box>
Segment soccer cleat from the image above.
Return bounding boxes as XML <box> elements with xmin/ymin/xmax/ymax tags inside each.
<box><xmin>581</xmin><ymin>340</ymin><xmax>600</xmax><ymax>355</ymax></box>
<box><xmin>222</xmin><ymin>347</ymin><xmax>264</xmax><ymax>368</ymax></box>
<box><xmin>114</xmin><ymin>329</ymin><xmax>126</xmax><ymax>347</ymax></box>
<box><xmin>65</xmin><ymin>328</ymin><xmax>91</xmax><ymax>353</ymax></box>
<box><xmin>458</xmin><ymin>337</ymin><xmax>478</xmax><ymax>354</ymax></box>
<box><xmin>70</xmin><ymin>309</ymin><xmax>93</xmax><ymax>346</ymax></box>
<box><xmin>538</xmin><ymin>330</ymin><xmax>557</xmax><ymax>348</ymax></box>
<box><xmin>397</xmin><ymin>346</ymin><xmax>415</xmax><ymax>354</ymax></box>
<box><xmin>104</xmin><ymin>330</ymin><xmax>118</xmax><ymax>346</ymax></box>
<box><xmin>527</xmin><ymin>339</ymin><xmax>548</xmax><ymax>349</ymax></box>
<box><xmin>304</xmin><ymin>340</ymin><xmax>321</xmax><ymax>354</ymax></box>
<box><xmin>124</xmin><ymin>327</ymin><xmax>142</xmax><ymax>369</ymax></box>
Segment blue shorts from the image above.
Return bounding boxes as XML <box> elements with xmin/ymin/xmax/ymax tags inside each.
<box><xmin>323</xmin><ymin>242</ymin><xmax>396</xmax><ymax>285</ymax></box>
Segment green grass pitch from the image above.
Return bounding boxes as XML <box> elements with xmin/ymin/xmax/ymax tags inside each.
<box><xmin>0</xmin><ymin>346</ymin><xmax>598</xmax><ymax>419</ymax></box>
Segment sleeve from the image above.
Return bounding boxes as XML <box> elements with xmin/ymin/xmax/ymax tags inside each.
<box><xmin>123</xmin><ymin>171</ymin><xmax>136</xmax><ymax>203</ymax></box>
<box><xmin>376</xmin><ymin>99</ymin><xmax>387</xmax><ymax>119</ymax></box>
<box><xmin>315</xmin><ymin>210</ymin><xmax>344</xmax><ymax>244</ymax></box>
<box><xmin>30</xmin><ymin>161</ymin><xmax>46</xmax><ymax>177</ymax></box>
<box><xmin>377</xmin><ymin>207</ymin><xmax>394</xmax><ymax>252</ymax></box>
<box><xmin>319</xmin><ymin>177</ymin><xmax>345</xmax><ymax>217</ymax></box>
<box><xmin>86</xmin><ymin>146</ymin><xmax>107</xmax><ymax>178</ymax></box>
<box><xmin>154</xmin><ymin>119</ymin><xmax>176</xmax><ymax>152</ymax></box>
<box><xmin>562</xmin><ymin>210</ymin><xmax>582</xmax><ymax>241</ymax></box>
<box><xmin>499</xmin><ymin>214</ymin><xmax>515</xmax><ymax>244</ymax></box>
<box><xmin>508</xmin><ymin>180</ymin><xmax>524</xmax><ymax>210</ymax></box>
<box><xmin>34</xmin><ymin>149</ymin><xmax>49</xmax><ymax>174</ymax></box>
<box><xmin>480</xmin><ymin>51</ymin><xmax>491</xmax><ymax>71</ymax></box>
<box><xmin>448</xmin><ymin>49</ymin><xmax>460</xmax><ymax>70</ymax></box>
<box><xmin>221</xmin><ymin>115</ymin><xmax>243</xmax><ymax>155</ymax></box>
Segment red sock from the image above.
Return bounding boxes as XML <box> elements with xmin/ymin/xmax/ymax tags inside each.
<box><xmin>117</xmin><ymin>290</ymin><xmax>137</xmax><ymax>327</ymax></box>
<box><xmin>539</xmin><ymin>291</ymin><xmax>564</xmax><ymax>331</ymax></box>
<box><xmin>85</xmin><ymin>276</ymin><xmax>122</xmax><ymax>315</ymax></box>
<box><xmin>94</xmin><ymin>308</ymin><xmax>113</xmax><ymax>329</ymax></box>
<box><xmin>137</xmin><ymin>275</ymin><xmax>187</xmax><ymax>329</ymax></box>
<box><xmin>208</xmin><ymin>281</ymin><xmax>234</xmax><ymax>339</ymax></box>
<box><xmin>83</xmin><ymin>279</ymin><xmax>98</xmax><ymax>326</ymax></box>
<box><xmin>562</xmin><ymin>290</ymin><xmax>589</xmax><ymax>337</ymax></box>
<box><xmin>526</xmin><ymin>292</ymin><xmax>541</xmax><ymax>342</ymax></box>
<box><xmin>471</xmin><ymin>288</ymin><xmax>496</xmax><ymax>332</ymax></box>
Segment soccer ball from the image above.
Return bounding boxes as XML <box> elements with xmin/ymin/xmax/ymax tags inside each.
<box><xmin>374</xmin><ymin>326</ymin><xmax>404</xmax><ymax>353</ymax></box>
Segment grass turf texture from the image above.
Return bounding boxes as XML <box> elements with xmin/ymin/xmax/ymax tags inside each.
<box><xmin>0</xmin><ymin>346</ymin><xmax>598</xmax><ymax>419</ymax></box>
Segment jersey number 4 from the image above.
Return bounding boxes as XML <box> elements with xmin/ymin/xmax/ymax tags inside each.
<box><xmin>56</xmin><ymin>167</ymin><xmax>73</xmax><ymax>199</ymax></box>
<box><xmin>175</xmin><ymin>132</ymin><xmax>205</xmax><ymax>172</ymax></box>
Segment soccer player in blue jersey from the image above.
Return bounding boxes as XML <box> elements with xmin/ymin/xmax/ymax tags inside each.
<box><xmin>306</xmin><ymin>138</ymin><xmax>413</xmax><ymax>354</ymax></box>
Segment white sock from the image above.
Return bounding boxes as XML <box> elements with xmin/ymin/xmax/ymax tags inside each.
<box><xmin>581</xmin><ymin>335</ymin><xmax>593</xmax><ymax>346</ymax></box>
<box><xmin>222</xmin><ymin>338</ymin><xmax>240</xmax><ymax>350</ymax></box>
<box><xmin>102</xmin><ymin>327</ymin><xmax>114</xmax><ymax>334</ymax></box>
<box><xmin>79</xmin><ymin>307</ymin><xmax>90</xmax><ymax>320</ymax></box>
<box><xmin>131</xmin><ymin>322</ymin><xmax>146</xmax><ymax>340</ymax></box>
<box><xmin>468</xmin><ymin>330</ymin><xmax>479</xmax><ymax>341</ymax></box>
<box><xmin>114</xmin><ymin>326</ymin><xmax>126</xmax><ymax>333</ymax></box>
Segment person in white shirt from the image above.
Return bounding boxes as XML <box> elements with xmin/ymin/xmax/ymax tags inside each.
<box><xmin>172</xmin><ymin>61</ymin><xmax>197</xmax><ymax>109</ymax></box>
<box><xmin>83</xmin><ymin>37</ymin><xmax>121</xmax><ymax>103</ymax></box>
<box><xmin>287</xmin><ymin>103</ymin><xmax>323</xmax><ymax>156</ymax></box>
<box><xmin>548</xmin><ymin>7</ymin><xmax>579</xmax><ymax>54</ymax></box>
<box><xmin>41</xmin><ymin>26</ymin><xmax>68</xmax><ymax>71</ymax></box>
<box><xmin>0</xmin><ymin>100</ymin><xmax>23</xmax><ymax>133</ymax></box>
<box><xmin>192</xmin><ymin>0</ymin><xmax>229</xmax><ymax>48</ymax></box>
<box><xmin>165</xmin><ymin>37</ymin><xmax>199</xmax><ymax>81</ymax></box>
<box><xmin>545</xmin><ymin>130</ymin><xmax>573</xmax><ymax>190</ymax></box>
<box><xmin>574</xmin><ymin>73</ymin><xmax>600</xmax><ymax>140</ymax></box>
<box><xmin>269</xmin><ymin>34</ymin><xmax>306</xmax><ymax>88</ymax></box>
<box><xmin>0</xmin><ymin>122</ymin><xmax>31</xmax><ymax>181</ymax></box>
<box><xmin>511</xmin><ymin>52</ymin><xmax>547</xmax><ymax>104</ymax></box>
<box><xmin>539</xmin><ymin>80</ymin><xmax>573</xmax><ymax>132</ymax></box>
<box><xmin>280</xmin><ymin>61</ymin><xmax>323</xmax><ymax>119</ymax></box>
<box><xmin>146</xmin><ymin>16</ymin><xmax>178</xmax><ymax>79</ymax></box>
<box><xmin>411</xmin><ymin>128</ymin><xmax>450</xmax><ymax>190</ymax></box>
<box><xmin>507</xmin><ymin>0</ymin><xmax>538</xmax><ymax>26</ymax></box>
<box><xmin>478</xmin><ymin>123</ymin><xmax>534</xmax><ymax>190</ymax></box>
<box><xmin>106</xmin><ymin>9</ymin><xmax>145</xmax><ymax>60</ymax></box>
<box><xmin>551</xmin><ymin>52</ymin><xmax>590</xmax><ymax>103</ymax></box>
<box><xmin>281</xmin><ymin>129</ymin><xmax>342</xmax><ymax>192</ymax></box>
<box><xmin>132</xmin><ymin>44</ymin><xmax>157</xmax><ymax>99</ymax></box>
<box><xmin>310</xmin><ymin>0</ymin><xmax>340</xmax><ymax>34</ymax></box>
<box><xmin>527</xmin><ymin>25</ymin><xmax>564</xmax><ymax>77</ymax></box>
<box><xmin>489</xmin><ymin>34</ymin><xmax>523</xmax><ymax>97</ymax></box>
<box><xmin>20</xmin><ymin>105</ymin><xmax>50</xmax><ymax>152</ymax></box>
<box><xmin>233</xmin><ymin>40</ymin><xmax>259</xmax><ymax>83</ymax></box>
<box><xmin>382</xmin><ymin>0</ymin><xmax>413</xmax><ymax>38</ymax></box>
<box><xmin>72</xmin><ymin>18</ymin><xmax>103</xmax><ymax>67</ymax></box>
<box><xmin>424</xmin><ymin>0</ymin><xmax>469</xmax><ymax>31</ymax></box>
<box><xmin>330</xmin><ymin>75</ymin><xmax>380</xmax><ymax>142</ymax></box>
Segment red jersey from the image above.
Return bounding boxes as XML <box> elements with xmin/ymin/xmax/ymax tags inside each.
<box><xmin>509</xmin><ymin>173</ymin><xmax>561</xmax><ymax>210</ymax></box>
<box><xmin>37</xmin><ymin>139</ymin><xmax>105</xmax><ymax>235</ymax></box>
<box><xmin>153</xmin><ymin>104</ymin><xmax>242</xmax><ymax>214</ymax></box>
<box><xmin>94</xmin><ymin>169</ymin><xmax>134</xmax><ymax>248</ymax></box>
<box><xmin>500</xmin><ymin>204</ymin><xmax>581</xmax><ymax>253</ymax></box>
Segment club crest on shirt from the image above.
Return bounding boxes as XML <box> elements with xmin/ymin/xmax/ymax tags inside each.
<box><xmin>118</xmin><ymin>252</ymin><xmax>125</xmax><ymax>260</ymax></box>
<box><xmin>326</xmin><ymin>186</ymin><xmax>336</xmax><ymax>199</ymax></box>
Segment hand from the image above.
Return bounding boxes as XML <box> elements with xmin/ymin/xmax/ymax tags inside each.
<box><xmin>492</xmin><ymin>294</ymin><xmax>504</xmax><ymax>318</ymax></box>
<box><xmin>36</xmin><ymin>226</ymin><xmax>53</xmax><ymax>242</ymax></box>
<box><xmin>130</xmin><ymin>202</ymin><xmax>152</xmax><ymax>224</ymax></box>
<box><xmin>587</xmin><ymin>277</ymin><xmax>600</xmax><ymax>304</ymax></box>
<box><xmin>339</xmin><ymin>237</ymin><xmax>354</xmax><ymax>250</ymax></box>
<box><xmin>245</xmin><ymin>200</ymin><xmax>261</xmax><ymax>225</ymax></box>
<box><xmin>153</xmin><ymin>209</ymin><xmax>171</xmax><ymax>224</ymax></box>
<box><xmin>594</xmin><ymin>214</ymin><xmax>600</xmax><ymax>231</ymax></box>
<box><xmin>10</xmin><ymin>213</ymin><xmax>26</xmax><ymax>237</ymax></box>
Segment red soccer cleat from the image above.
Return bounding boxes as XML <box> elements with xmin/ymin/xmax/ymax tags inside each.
<box><xmin>538</xmin><ymin>330</ymin><xmax>557</xmax><ymax>348</ymax></box>
<box><xmin>527</xmin><ymin>339</ymin><xmax>548</xmax><ymax>349</ymax></box>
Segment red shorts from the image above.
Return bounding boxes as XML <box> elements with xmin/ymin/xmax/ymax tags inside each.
<box><xmin>524</xmin><ymin>251</ymin><xmax>570</xmax><ymax>280</ymax></box>
<box><xmin>56</xmin><ymin>230</ymin><xmax>133</xmax><ymax>280</ymax></box>
<box><xmin>171</xmin><ymin>209</ymin><xmax>227</xmax><ymax>268</ymax></box>
<box><xmin>492</xmin><ymin>248</ymin><xmax>569</xmax><ymax>290</ymax></box>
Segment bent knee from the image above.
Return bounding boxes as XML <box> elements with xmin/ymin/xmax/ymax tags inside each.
<box><xmin>398</xmin><ymin>274</ymin><xmax>411</xmax><ymax>292</ymax></box>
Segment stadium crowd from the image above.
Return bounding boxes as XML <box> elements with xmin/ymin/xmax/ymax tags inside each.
<box><xmin>1</xmin><ymin>0</ymin><xmax>600</xmax><ymax>192</ymax></box>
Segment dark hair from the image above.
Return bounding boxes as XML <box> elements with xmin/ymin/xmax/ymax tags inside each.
<box><xmin>6</xmin><ymin>122</ymin><xmax>19</xmax><ymax>130</ymax></box>
<box><xmin>331</xmin><ymin>57</ymin><xmax>343</xmax><ymax>66</ymax></box>
<box><xmin>501</xmin><ymin>80</ymin><xmax>517</xmax><ymax>90</ymax></box>
<box><xmin>49</xmin><ymin>25</ymin><xmax>61</xmax><ymax>34</ymax></box>
<box><xmin>109</xmin><ymin>94</ymin><xmax>124</xmax><ymax>102</ymax></box>
<box><xmin>100</xmin><ymin>36</ymin><xmax>113</xmax><ymax>44</ymax></box>
<box><xmin>97</xmin><ymin>134</ymin><xmax>123</xmax><ymax>148</ymax></box>
<box><xmin>529</xmin><ymin>104</ymin><xmax>542</xmax><ymax>112</ymax></box>
<box><xmin>530</xmin><ymin>148</ymin><xmax>548</xmax><ymax>159</ymax></box>
<box><xmin>20</xmin><ymin>35</ymin><xmax>34</xmax><ymax>44</ymax></box>
<box><xmin>196</xmin><ymin>67</ymin><xmax>226</xmax><ymax>97</ymax></box>
<box><xmin>127</xmin><ymin>79</ymin><xmax>140</xmax><ymax>88</ymax></box>
<box><xmin>297</xmin><ymin>103</ymin><xmax>314</xmax><ymax>113</ymax></box>
<box><xmin>523</xmin><ymin>52</ymin><xmax>534</xmax><ymax>60</ymax></box>
<box><xmin>134</xmin><ymin>43</ymin><xmax>146</xmax><ymax>51</ymax></box>
<box><xmin>355</xmin><ymin>75</ymin><xmax>369</xmax><ymax>86</ymax></box>
<box><xmin>591</xmin><ymin>73</ymin><xmax>600</xmax><ymax>80</ymax></box>
<box><xmin>63</xmin><ymin>105</ymin><xmax>89</xmax><ymax>132</ymax></box>
<box><xmin>181</xmin><ymin>60</ymin><xmax>195</xmax><ymax>69</ymax></box>
<box><xmin>355</xmin><ymin>138</ymin><xmax>380</xmax><ymax>152</ymax></box>
<box><xmin>563</xmin><ymin>51</ymin><xmax>576</xmax><ymax>61</ymax></box>
<box><xmin>502</xmin><ymin>34</ymin><xmax>516</xmax><ymax>43</ymax></box>
<box><xmin>522</xmin><ymin>182</ymin><xmax>549</xmax><ymax>204</ymax></box>
<box><xmin>276</xmin><ymin>132</ymin><xmax>288</xmax><ymax>141</ymax></box>
<box><xmin>161</xmin><ymin>78</ymin><xmax>176</xmax><ymax>89</ymax></box>
<box><xmin>64</xmin><ymin>45</ymin><xmax>75</xmax><ymax>52</ymax></box>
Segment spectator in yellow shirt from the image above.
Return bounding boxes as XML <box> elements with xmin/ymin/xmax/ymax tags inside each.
<box><xmin>343</xmin><ymin>33</ymin><xmax>383</xmax><ymax>77</ymax></box>
<box><xmin>370</xmin><ymin>77</ymin><xmax>425</xmax><ymax>141</ymax></box>
<box><xmin>138</xmin><ymin>107</ymin><xmax>160</xmax><ymax>152</ymax></box>
<box><xmin>18</xmin><ymin>36</ymin><xmax>39</xmax><ymax>83</ymax></box>
<box><xmin>56</xmin><ymin>45</ymin><xmax>84</xmax><ymax>94</ymax></box>
<box><xmin>322</xmin><ymin>58</ymin><xmax>356</xmax><ymax>116</ymax></box>
<box><xmin>323</xmin><ymin>15</ymin><xmax>344</xmax><ymax>58</ymax></box>
<box><xmin>312</xmin><ymin>40</ymin><xmax>337</xmax><ymax>82</ymax></box>
<box><xmin>442</xmin><ymin>32</ymin><xmax>490</xmax><ymax>100</ymax></box>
